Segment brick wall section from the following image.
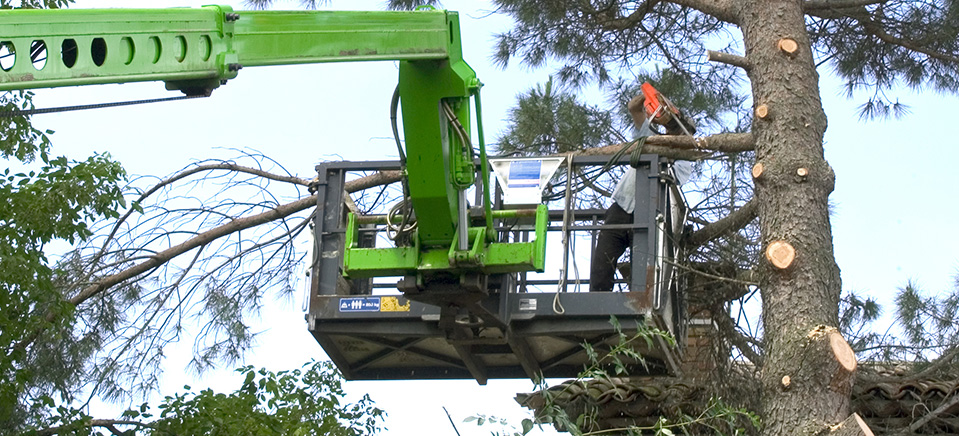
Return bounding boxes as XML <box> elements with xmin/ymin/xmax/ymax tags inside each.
<box><xmin>680</xmin><ymin>316</ymin><xmax>719</xmax><ymax>380</ymax></box>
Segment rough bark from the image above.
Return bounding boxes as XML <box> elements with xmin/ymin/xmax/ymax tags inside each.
<box><xmin>579</xmin><ymin>132</ymin><xmax>755</xmax><ymax>160</ymax></box>
<box><xmin>708</xmin><ymin>50</ymin><xmax>753</xmax><ymax>70</ymax></box>
<box><xmin>670</xmin><ymin>0</ymin><xmax>738</xmax><ymax>23</ymax></box>
<box><xmin>736</xmin><ymin>0</ymin><xmax>847</xmax><ymax>434</ymax></box>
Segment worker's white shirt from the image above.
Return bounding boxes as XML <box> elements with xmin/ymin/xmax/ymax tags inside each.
<box><xmin>612</xmin><ymin>125</ymin><xmax>691</xmax><ymax>214</ymax></box>
<box><xmin>612</xmin><ymin>166</ymin><xmax>639</xmax><ymax>213</ymax></box>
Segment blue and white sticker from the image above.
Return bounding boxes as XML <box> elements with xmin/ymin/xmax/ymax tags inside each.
<box><xmin>508</xmin><ymin>160</ymin><xmax>542</xmax><ymax>188</ymax></box>
<box><xmin>339</xmin><ymin>297</ymin><xmax>381</xmax><ymax>312</ymax></box>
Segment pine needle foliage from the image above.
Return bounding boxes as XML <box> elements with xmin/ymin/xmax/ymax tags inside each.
<box><xmin>496</xmin><ymin>78</ymin><xmax>618</xmax><ymax>156</ymax></box>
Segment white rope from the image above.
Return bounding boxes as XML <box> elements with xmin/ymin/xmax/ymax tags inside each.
<box><xmin>554</xmin><ymin>153</ymin><xmax>575</xmax><ymax>314</ymax></box>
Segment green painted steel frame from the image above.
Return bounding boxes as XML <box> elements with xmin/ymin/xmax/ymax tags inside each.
<box><xmin>232</xmin><ymin>10</ymin><xmax>453</xmax><ymax>66</ymax></box>
<box><xmin>343</xmin><ymin>204</ymin><xmax>547</xmax><ymax>278</ymax></box>
<box><xmin>0</xmin><ymin>6</ymin><xmax>456</xmax><ymax>92</ymax></box>
<box><xmin>0</xmin><ymin>6</ymin><xmax>239</xmax><ymax>92</ymax></box>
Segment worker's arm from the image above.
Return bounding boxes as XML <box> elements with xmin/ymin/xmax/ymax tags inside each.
<box><xmin>627</xmin><ymin>94</ymin><xmax>647</xmax><ymax>129</ymax></box>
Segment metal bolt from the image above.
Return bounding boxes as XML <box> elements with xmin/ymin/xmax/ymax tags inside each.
<box><xmin>227</xmin><ymin>63</ymin><xmax>243</xmax><ymax>72</ymax></box>
<box><xmin>225</xmin><ymin>13</ymin><xmax>240</xmax><ymax>21</ymax></box>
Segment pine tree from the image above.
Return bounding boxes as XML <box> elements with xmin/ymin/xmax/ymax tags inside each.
<box><xmin>477</xmin><ymin>1</ymin><xmax>959</xmax><ymax>434</ymax></box>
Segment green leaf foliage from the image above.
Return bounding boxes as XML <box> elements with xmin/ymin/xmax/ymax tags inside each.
<box><xmin>150</xmin><ymin>361</ymin><xmax>384</xmax><ymax>436</ymax></box>
<box><xmin>0</xmin><ymin>137</ymin><xmax>126</xmax><ymax>429</ymax></box>
<box><xmin>515</xmin><ymin>318</ymin><xmax>757</xmax><ymax>435</ymax></box>
<box><xmin>18</xmin><ymin>362</ymin><xmax>384</xmax><ymax>436</ymax></box>
<box><xmin>0</xmin><ymin>91</ymin><xmax>53</xmax><ymax>162</ymax></box>
<box><xmin>0</xmin><ymin>2</ymin><xmax>129</xmax><ymax>423</ymax></box>
<box><xmin>0</xmin><ymin>126</ymin><xmax>126</xmax><ymax>426</ymax></box>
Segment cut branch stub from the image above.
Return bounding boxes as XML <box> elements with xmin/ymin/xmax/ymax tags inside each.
<box><xmin>765</xmin><ymin>240</ymin><xmax>795</xmax><ymax>269</ymax></box>
<box><xmin>756</xmin><ymin>104</ymin><xmax>770</xmax><ymax>119</ymax></box>
<box><xmin>829</xmin><ymin>331</ymin><xmax>857</xmax><ymax>375</ymax></box>
<box><xmin>706</xmin><ymin>49</ymin><xmax>752</xmax><ymax>71</ymax></box>
<box><xmin>797</xmin><ymin>167</ymin><xmax>809</xmax><ymax>177</ymax></box>
<box><xmin>806</xmin><ymin>327</ymin><xmax>858</xmax><ymax>396</ymax></box>
<box><xmin>752</xmin><ymin>162</ymin><xmax>764</xmax><ymax>179</ymax></box>
<box><xmin>778</xmin><ymin>37</ymin><xmax>799</xmax><ymax>56</ymax></box>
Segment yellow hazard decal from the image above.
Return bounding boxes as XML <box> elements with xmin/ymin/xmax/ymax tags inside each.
<box><xmin>379</xmin><ymin>296</ymin><xmax>410</xmax><ymax>312</ymax></box>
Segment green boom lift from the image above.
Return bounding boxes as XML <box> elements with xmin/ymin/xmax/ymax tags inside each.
<box><xmin>0</xmin><ymin>5</ymin><xmax>688</xmax><ymax>383</ymax></box>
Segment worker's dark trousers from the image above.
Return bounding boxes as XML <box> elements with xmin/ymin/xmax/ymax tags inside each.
<box><xmin>590</xmin><ymin>203</ymin><xmax>632</xmax><ymax>292</ymax></box>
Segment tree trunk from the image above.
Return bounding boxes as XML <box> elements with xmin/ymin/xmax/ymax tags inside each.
<box><xmin>736</xmin><ymin>1</ymin><xmax>849</xmax><ymax>434</ymax></box>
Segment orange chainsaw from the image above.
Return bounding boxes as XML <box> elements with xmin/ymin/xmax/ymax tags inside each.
<box><xmin>640</xmin><ymin>82</ymin><xmax>697</xmax><ymax>135</ymax></box>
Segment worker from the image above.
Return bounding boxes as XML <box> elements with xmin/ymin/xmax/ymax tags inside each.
<box><xmin>589</xmin><ymin>94</ymin><xmax>691</xmax><ymax>292</ymax></box>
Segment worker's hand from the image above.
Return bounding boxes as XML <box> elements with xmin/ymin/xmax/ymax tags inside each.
<box><xmin>627</xmin><ymin>94</ymin><xmax>646</xmax><ymax>128</ymax></box>
<box><xmin>627</xmin><ymin>95</ymin><xmax>645</xmax><ymax>116</ymax></box>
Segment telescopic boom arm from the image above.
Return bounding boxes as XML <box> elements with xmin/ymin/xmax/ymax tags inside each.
<box><xmin>0</xmin><ymin>6</ymin><xmax>458</xmax><ymax>94</ymax></box>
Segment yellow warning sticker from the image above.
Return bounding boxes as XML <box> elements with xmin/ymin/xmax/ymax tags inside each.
<box><xmin>379</xmin><ymin>296</ymin><xmax>411</xmax><ymax>312</ymax></box>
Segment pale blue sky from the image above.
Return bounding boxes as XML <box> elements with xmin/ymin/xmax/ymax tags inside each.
<box><xmin>28</xmin><ymin>1</ymin><xmax>959</xmax><ymax>434</ymax></box>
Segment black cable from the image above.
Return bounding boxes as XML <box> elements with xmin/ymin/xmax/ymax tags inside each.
<box><xmin>542</xmin><ymin>137</ymin><xmax>641</xmax><ymax>201</ymax></box>
<box><xmin>389</xmin><ymin>85</ymin><xmax>407</xmax><ymax>164</ymax></box>
<box><xmin>388</xmin><ymin>85</ymin><xmax>414</xmax><ymax>244</ymax></box>
<box><xmin>0</xmin><ymin>94</ymin><xmax>207</xmax><ymax>118</ymax></box>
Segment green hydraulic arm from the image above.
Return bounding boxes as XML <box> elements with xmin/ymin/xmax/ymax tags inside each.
<box><xmin>0</xmin><ymin>5</ymin><xmax>546</xmax><ymax>285</ymax></box>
